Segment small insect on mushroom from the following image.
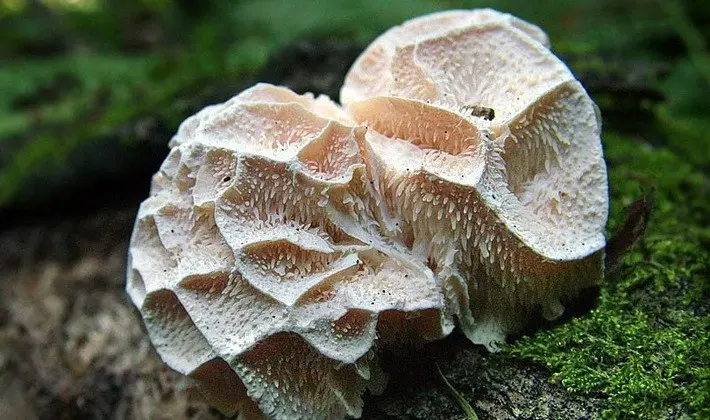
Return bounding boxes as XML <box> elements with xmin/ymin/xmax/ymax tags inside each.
<box><xmin>461</xmin><ymin>104</ymin><xmax>496</xmax><ymax>121</ymax></box>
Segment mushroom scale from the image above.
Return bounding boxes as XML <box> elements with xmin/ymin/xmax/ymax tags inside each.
<box><xmin>127</xmin><ymin>9</ymin><xmax>608</xmax><ymax>420</ymax></box>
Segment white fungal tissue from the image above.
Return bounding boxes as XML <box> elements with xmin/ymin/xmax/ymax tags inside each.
<box><xmin>127</xmin><ymin>9</ymin><xmax>608</xmax><ymax>420</ymax></box>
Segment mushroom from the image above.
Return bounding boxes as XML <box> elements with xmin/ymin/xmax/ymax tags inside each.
<box><xmin>341</xmin><ymin>8</ymin><xmax>608</xmax><ymax>348</ymax></box>
<box><xmin>127</xmin><ymin>9</ymin><xmax>608</xmax><ymax>420</ymax></box>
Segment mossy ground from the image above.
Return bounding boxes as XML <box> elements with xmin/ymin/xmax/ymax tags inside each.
<box><xmin>1</xmin><ymin>0</ymin><xmax>708</xmax><ymax>417</ymax></box>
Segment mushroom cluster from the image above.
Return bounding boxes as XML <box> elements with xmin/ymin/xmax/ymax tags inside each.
<box><xmin>127</xmin><ymin>9</ymin><xmax>608</xmax><ymax>420</ymax></box>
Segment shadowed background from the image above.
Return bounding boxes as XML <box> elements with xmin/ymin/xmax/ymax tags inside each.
<box><xmin>0</xmin><ymin>0</ymin><xmax>708</xmax><ymax>418</ymax></box>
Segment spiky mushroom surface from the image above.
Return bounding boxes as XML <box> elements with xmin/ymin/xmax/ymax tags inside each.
<box><xmin>341</xmin><ymin>8</ymin><xmax>608</xmax><ymax>347</ymax></box>
<box><xmin>127</xmin><ymin>84</ymin><xmax>452</xmax><ymax>420</ymax></box>
<box><xmin>127</xmin><ymin>9</ymin><xmax>608</xmax><ymax>420</ymax></box>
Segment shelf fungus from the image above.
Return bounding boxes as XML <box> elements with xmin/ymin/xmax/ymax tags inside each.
<box><xmin>127</xmin><ymin>9</ymin><xmax>608</xmax><ymax>420</ymax></box>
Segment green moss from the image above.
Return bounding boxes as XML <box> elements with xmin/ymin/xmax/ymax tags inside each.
<box><xmin>509</xmin><ymin>134</ymin><xmax>710</xmax><ymax>418</ymax></box>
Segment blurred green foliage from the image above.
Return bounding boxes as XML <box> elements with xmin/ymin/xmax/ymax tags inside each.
<box><xmin>1</xmin><ymin>0</ymin><xmax>708</xmax><ymax>417</ymax></box>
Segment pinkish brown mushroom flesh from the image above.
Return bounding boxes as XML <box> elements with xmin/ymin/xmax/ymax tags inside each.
<box><xmin>127</xmin><ymin>9</ymin><xmax>608</xmax><ymax>420</ymax></box>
